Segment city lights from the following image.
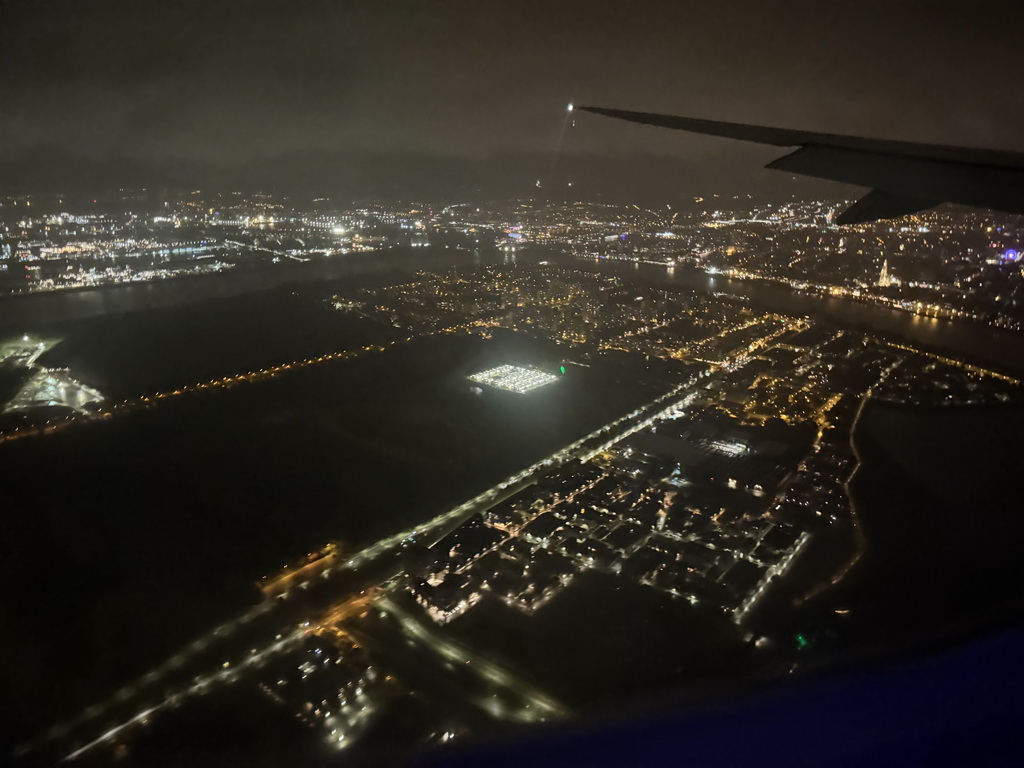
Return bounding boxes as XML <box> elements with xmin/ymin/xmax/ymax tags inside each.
<box><xmin>467</xmin><ymin>365</ymin><xmax>559</xmax><ymax>394</ymax></box>
<box><xmin>709</xmin><ymin>438</ymin><xmax>749</xmax><ymax>458</ymax></box>
<box><xmin>7</xmin><ymin>230</ymin><xmax>1022</xmax><ymax>766</ymax></box>
<box><xmin>4</xmin><ymin>4</ymin><xmax>1024</xmax><ymax>764</ymax></box>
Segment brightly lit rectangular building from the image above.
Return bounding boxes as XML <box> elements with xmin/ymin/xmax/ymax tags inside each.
<box><xmin>468</xmin><ymin>365</ymin><xmax>559</xmax><ymax>394</ymax></box>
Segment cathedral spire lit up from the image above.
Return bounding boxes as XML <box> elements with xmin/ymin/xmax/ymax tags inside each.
<box><xmin>877</xmin><ymin>259</ymin><xmax>896</xmax><ymax>288</ymax></box>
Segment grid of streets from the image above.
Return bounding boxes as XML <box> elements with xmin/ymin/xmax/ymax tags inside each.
<box><xmin>7</xmin><ymin>263</ymin><xmax>1023</xmax><ymax>765</ymax></box>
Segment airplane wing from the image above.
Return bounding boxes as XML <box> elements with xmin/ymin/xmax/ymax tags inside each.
<box><xmin>577</xmin><ymin>106</ymin><xmax>1024</xmax><ymax>224</ymax></box>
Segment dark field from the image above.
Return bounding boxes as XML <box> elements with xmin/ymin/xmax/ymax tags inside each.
<box><xmin>0</xmin><ymin>288</ymin><xmax>666</xmax><ymax>745</ymax></box>
<box><xmin>447</xmin><ymin>570</ymin><xmax>759</xmax><ymax>713</ymax></box>
<box><xmin>789</xmin><ymin>401</ymin><xmax>1024</xmax><ymax>662</ymax></box>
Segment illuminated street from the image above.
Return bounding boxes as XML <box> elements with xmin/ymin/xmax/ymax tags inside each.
<box><xmin>3</xmin><ymin>4</ymin><xmax>1024</xmax><ymax>765</ymax></box>
<box><xmin>20</xmin><ymin>335</ymin><xmax>768</xmax><ymax>763</ymax></box>
<box><xmin>4</xmin><ymin>250</ymin><xmax>1022</xmax><ymax>767</ymax></box>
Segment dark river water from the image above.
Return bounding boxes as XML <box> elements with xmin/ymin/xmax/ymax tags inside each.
<box><xmin>565</xmin><ymin>256</ymin><xmax>1024</xmax><ymax>374</ymax></box>
<box><xmin>0</xmin><ymin>247</ymin><xmax>501</xmax><ymax>334</ymax></box>
<box><xmin>1</xmin><ymin>246</ymin><xmax>1020</xmax><ymax>748</ymax></box>
<box><xmin>3</xmin><ymin>247</ymin><xmax>1021</xmax><ymax>374</ymax></box>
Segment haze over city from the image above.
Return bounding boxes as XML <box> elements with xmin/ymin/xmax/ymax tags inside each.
<box><xmin>3</xmin><ymin>1</ymin><xmax>1022</xmax><ymax>198</ymax></box>
<box><xmin>1</xmin><ymin>2</ymin><xmax>1024</xmax><ymax>766</ymax></box>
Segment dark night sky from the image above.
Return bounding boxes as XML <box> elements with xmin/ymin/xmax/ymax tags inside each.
<box><xmin>2</xmin><ymin>0</ymin><xmax>1022</xmax><ymax>199</ymax></box>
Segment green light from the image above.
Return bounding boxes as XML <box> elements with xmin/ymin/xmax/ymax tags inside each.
<box><xmin>560</xmin><ymin>365</ymin><xmax>566</xmax><ymax>375</ymax></box>
<box><xmin>795</xmin><ymin>633</ymin><xmax>809</xmax><ymax>650</ymax></box>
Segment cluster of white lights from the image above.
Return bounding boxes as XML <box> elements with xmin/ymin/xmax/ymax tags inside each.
<box><xmin>709</xmin><ymin>438</ymin><xmax>749</xmax><ymax>458</ymax></box>
<box><xmin>468</xmin><ymin>365</ymin><xmax>558</xmax><ymax>394</ymax></box>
